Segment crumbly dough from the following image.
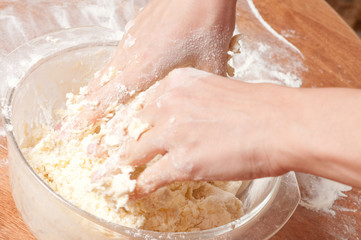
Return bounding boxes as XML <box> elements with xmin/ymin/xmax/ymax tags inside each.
<box><xmin>22</xmin><ymin>83</ymin><xmax>244</xmax><ymax>232</ymax></box>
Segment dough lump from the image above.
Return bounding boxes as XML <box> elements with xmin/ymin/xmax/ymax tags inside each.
<box><xmin>22</xmin><ymin>83</ymin><xmax>244</xmax><ymax>232</ymax></box>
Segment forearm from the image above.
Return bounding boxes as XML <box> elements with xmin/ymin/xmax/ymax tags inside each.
<box><xmin>279</xmin><ymin>87</ymin><xmax>361</xmax><ymax>187</ymax></box>
<box><xmin>183</xmin><ymin>0</ymin><xmax>237</xmax><ymax>21</ymax></box>
<box><xmin>149</xmin><ymin>0</ymin><xmax>237</xmax><ymax>31</ymax></box>
<box><xmin>173</xmin><ymin>0</ymin><xmax>237</xmax><ymax>13</ymax></box>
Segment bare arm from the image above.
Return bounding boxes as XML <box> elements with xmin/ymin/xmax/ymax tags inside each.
<box><xmin>279</xmin><ymin>86</ymin><xmax>361</xmax><ymax>187</ymax></box>
<box><xmin>101</xmin><ymin>68</ymin><xmax>361</xmax><ymax>197</ymax></box>
<box><xmin>63</xmin><ymin>0</ymin><xmax>237</xmax><ymax>131</ymax></box>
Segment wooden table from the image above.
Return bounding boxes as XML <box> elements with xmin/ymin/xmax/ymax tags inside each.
<box><xmin>1</xmin><ymin>0</ymin><xmax>361</xmax><ymax>239</ymax></box>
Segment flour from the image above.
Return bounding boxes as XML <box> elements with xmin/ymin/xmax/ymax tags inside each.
<box><xmin>281</xmin><ymin>29</ymin><xmax>299</xmax><ymax>38</ymax></box>
<box><xmin>296</xmin><ymin>174</ymin><xmax>358</xmax><ymax>239</ymax></box>
<box><xmin>23</xmin><ymin>77</ymin><xmax>245</xmax><ymax>232</ymax></box>
<box><xmin>125</xmin><ymin>19</ymin><xmax>135</xmax><ymax>33</ymax></box>
<box><xmin>45</xmin><ymin>36</ymin><xmax>60</xmax><ymax>43</ymax></box>
<box><xmin>0</xmin><ymin>127</ymin><xmax>5</xmax><ymax>138</ymax></box>
<box><xmin>0</xmin><ymin>135</ymin><xmax>7</xmax><ymax>153</ymax></box>
<box><xmin>0</xmin><ymin>158</ymin><xmax>8</xmax><ymax>167</ymax></box>
<box><xmin>246</xmin><ymin>0</ymin><xmax>303</xmax><ymax>56</ymax></box>
<box><xmin>124</xmin><ymin>34</ymin><xmax>136</xmax><ymax>48</ymax></box>
<box><xmin>228</xmin><ymin>38</ymin><xmax>302</xmax><ymax>87</ymax></box>
<box><xmin>297</xmin><ymin>173</ymin><xmax>352</xmax><ymax>215</ymax></box>
<box><xmin>100</xmin><ymin>67</ymin><xmax>116</xmax><ymax>86</ymax></box>
<box><xmin>226</xmin><ymin>0</ymin><xmax>307</xmax><ymax>88</ymax></box>
<box><xmin>334</xmin><ymin>206</ymin><xmax>357</xmax><ymax>213</ymax></box>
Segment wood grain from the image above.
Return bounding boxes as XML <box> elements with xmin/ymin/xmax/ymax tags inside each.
<box><xmin>256</xmin><ymin>0</ymin><xmax>361</xmax><ymax>89</ymax></box>
<box><xmin>0</xmin><ymin>138</ymin><xmax>36</xmax><ymax>240</ymax></box>
<box><xmin>256</xmin><ymin>0</ymin><xmax>361</xmax><ymax>239</ymax></box>
<box><xmin>1</xmin><ymin>0</ymin><xmax>361</xmax><ymax>239</ymax></box>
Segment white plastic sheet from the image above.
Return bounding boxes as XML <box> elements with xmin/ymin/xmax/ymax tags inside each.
<box><xmin>0</xmin><ymin>0</ymin><xmax>148</xmax><ymax>61</ymax></box>
<box><xmin>0</xmin><ymin>0</ymin><xmax>148</xmax><ymax>139</ymax></box>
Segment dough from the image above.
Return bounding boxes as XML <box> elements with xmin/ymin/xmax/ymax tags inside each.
<box><xmin>22</xmin><ymin>84</ymin><xmax>244</xmax><ymax>232</ymax></box>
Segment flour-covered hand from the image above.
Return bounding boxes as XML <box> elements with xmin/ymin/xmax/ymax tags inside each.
<box><xmin>67</xmin><ymin>0</ymin><xmax>237</xmax><ymax>130</ymax></box>
<box><xmin>116</xmin><ymin>68</ymin><xmax>292</xmax><ymax>197</ymax></box>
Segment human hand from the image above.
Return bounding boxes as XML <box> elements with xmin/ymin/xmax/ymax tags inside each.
<box><xmin>67</xmin><ymin>0</ymin><xmax>237</xmax><ymax>130</ymax></box>
<box><xmin>92</xmin><ymin>66</ymin><xmax>361</xmax><ymax>195</ymax></box>
<box><xmin>96</xmin><ymin>68</ymin><xmax>293</xmax><ymax>197</ymax></box>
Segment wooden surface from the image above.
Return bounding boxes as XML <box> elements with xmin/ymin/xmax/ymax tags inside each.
<box><xmin>1</xmin><ymin>0</ymin><xmax>361</xmax><ymax>239</ymax></box>
<box><xmin>255</xmin><ymin>0</ymin><xmax>361</xmax><ymax>238</ymax></box>
<box><xmin>0</xmin><ymin>139</ymin><xmax>36</xmax><ymax>240</ymax></box>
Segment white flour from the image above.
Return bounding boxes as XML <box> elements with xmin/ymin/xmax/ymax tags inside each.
<box><xmin>246</xmin><ymin>0</ymin><xmax>303</xmax><ymax>56</ymax></box>
<box><xmin>228</xmin><ymin>38</ymin><xmax>303</xmax><ymax>87</ymax></box>
<box><xmin>297</xmin><ymin>173</ymin><xmax>352</xmax><ymax>215</ymax></box>
<box><xmin>0</xmin><ymin>158</ymin><xmax>8</xmax><ymax>167</ymax></box>
<box><xmin>0</xmin><ymin>127</ymin><xmax>5</xmax><ymax>138</ymax></box>
<box><xmin>228</xmin><ymin>0</ymin><xmax>306</xmax><ymax>88</ymax></box>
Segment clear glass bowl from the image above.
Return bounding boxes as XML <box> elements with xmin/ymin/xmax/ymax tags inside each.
<box><xmin>1</xmin><ymin>27</ymin><xmax>300</xmax><ymax>240</ymax></box>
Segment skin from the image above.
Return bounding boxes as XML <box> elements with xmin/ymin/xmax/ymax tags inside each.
<box><xmin>70</xmin><ymin>0</ymin><xmax>237</xmax><ymax>130</ymax></box>
<box><xmin>65</xmin><ymin>0</ymin><xmax>361</xmax><ymax>198</ymax></box>
<box><xmin>121</xmin><ymin>68</ymin><xmax>361</xmax><ymax>197</ymax></box>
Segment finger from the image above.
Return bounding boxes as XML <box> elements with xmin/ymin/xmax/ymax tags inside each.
<box><xmin>87</xmin><ymin>137</ymin><xmax>108</xmax><ymax>158</ymax></box>
<box><xmin>54</xmin><ymin>121</ymin><xmax>63</xmax><ymax>131</ymax></box>
<box><xmin>135</xmin><ymin>79</ymin><xmax>178</xmax><ymax>124</ymax></box>
<box><xmin>88</xmin><ymin>65</ymin><xmax>118</xmax><ymax>94</ymax></box>
<box><xmin>57</xmin><ymin>104</ymin><xmax>103</xmax><ymax>140</ymax></box>
<box><xmin>133</xmin><ymin>153</ymin><xmax>190</xmax><ymax>198</ymax></box>
<box><xmin>60</xmin><ymin>82</ymin><xmax>132</xmax><ymax>140</ymax></box>
<box><xmin>123</xmin><ymin>126</ymin><xmax>167</xmax><ymax>166</ymax></box>
<box><xmin>91</xmin><ymin>156</ymin><xmax>123</xmax><ymax>182</ymax></box>
<box><xmin>80</xmin><ymin>66</ymin><xmax>163</xmax><ymax>127</ymax></box>
<box><xmin>88</xmin><ymin>35</ymin><xmax>131</xmax><ymax>93</ymax></box>
<box><xmin>60</xmin><ymin>65</ymin><xmax>165</xmax><ymax>139</ymax></box>
<box><xmin>91</xmin><ymin>127</ymin><xmax>167</xmax><ymax>182</ymax></box>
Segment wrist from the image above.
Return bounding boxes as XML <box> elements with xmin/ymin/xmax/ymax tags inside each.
<box><xmin>270</xmin><ymin>88</ymin><xmax>329</xmax><ymax>176</ymax></box>
<box><xmin>253</xmin><ymin>85</ymin><xmax>304</xmax><ymax>177</ymax></box>
<box><xmin>171</xmin><ymin>0</ymin><xmax>237</xmax><ymax>28</ymax></box>
<box><xmin>277</xmin><ymin>88</ymin><xmax>361</xmax><ymax>187</ymax></box>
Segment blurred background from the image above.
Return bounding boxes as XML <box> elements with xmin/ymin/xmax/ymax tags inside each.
<box><xmin>326</xmin><ymin>0</ymin><xmax>361</xmax><ymax>37</ymax></box>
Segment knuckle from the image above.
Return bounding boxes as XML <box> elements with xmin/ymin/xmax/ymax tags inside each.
<box><xmin>168</xmin><ymin>68</ymin><xmax>186</xmax><ymax>78</ymax></box>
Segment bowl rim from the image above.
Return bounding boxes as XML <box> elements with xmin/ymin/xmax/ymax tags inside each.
<box><xmin>2</xmin><ymin>26</ymin><xmax>288</xmax><ymax>239</ymax></box>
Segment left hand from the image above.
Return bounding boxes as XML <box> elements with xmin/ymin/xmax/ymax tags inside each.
<box><xmin>66</xmin><ymin>0</ymin><xmax>237</xmax><ymax>131</ymax></box>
